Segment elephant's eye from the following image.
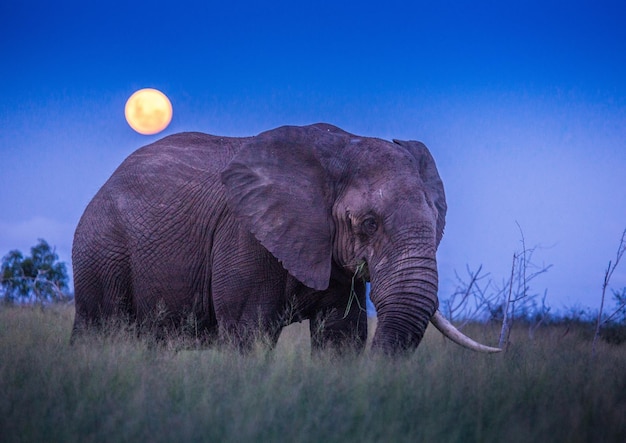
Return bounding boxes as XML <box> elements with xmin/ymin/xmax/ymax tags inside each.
<box><xmin>361</xmin><ymin>217</ymin><xmax>378</xmax><ymax>236</ymax></box>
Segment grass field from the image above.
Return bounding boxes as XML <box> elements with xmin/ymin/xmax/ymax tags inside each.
<box><xmin>1</xmin><ymin>305</ymin><xmax>625</xmax><ymax>442</ymax></box>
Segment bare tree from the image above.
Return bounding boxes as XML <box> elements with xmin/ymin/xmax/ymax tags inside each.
<box><xmin>528</xmin><ymin>290</ymin><xmax>551</xmax><ymax>340</ymax></box>
<box><xmin>498</xmin><ymin>253</ymin><xmax>517</xmax><ymax>349</ymax></box>
<box><xmin>442</xmin><ymin>225</ymin><xmax>552</xmax><ymax>350</ymax></box>
<box><xmin>603</xmin><ymin>287</ymin><xmax>626</xmax><ymax>325</ymax></box>
<box><xmin>496</xmin><ymin>224</ymin><xmax>552</xmax><ymax>350</ymax></box>
<box><xmin>592</xmin><ymin>228</ymin><xmax>626</xmax><ymax>356</ymax></box>
<box><xmin>444</xmin><ymin>264</ymin><xmax>498</xmax><ymax>327</ymax></box>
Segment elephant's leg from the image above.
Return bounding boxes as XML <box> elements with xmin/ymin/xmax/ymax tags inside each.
<box><xmin>210</xmin><ymin>230</ymin><xmax>288</xmax><ymax>350</ymax></box>
<box><xmin>309</xmin><ymin>279</ymin><xmax>368</xmax><ymax>353</ymax></box>
<box><xmin>71</xmin><ymin>248</ymin><xmax>133</xmax><ymax>342</ymax></box>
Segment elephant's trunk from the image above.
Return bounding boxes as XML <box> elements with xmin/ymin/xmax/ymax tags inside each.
<box><xmin>369</xmin><ymin>253</ymin><xmax>440</xmax><ymax>353</ymax></box>
<box><xmin>369</xmin><ymin>247</ymin><xmax>502</xmax><ymax>354</ymax></box>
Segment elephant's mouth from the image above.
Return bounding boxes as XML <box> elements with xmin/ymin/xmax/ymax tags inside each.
<box><xmin>354</xmin><ymin>260</ymin><xmax>370</xmax><ymax>281</ymax></box>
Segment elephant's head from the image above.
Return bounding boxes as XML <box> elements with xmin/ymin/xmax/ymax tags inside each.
<box><xmin>222</xmin><ymin>123</ymin><xmax>500</xmax><ymax>354</ymax></box>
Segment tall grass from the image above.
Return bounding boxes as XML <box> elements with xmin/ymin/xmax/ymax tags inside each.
<box><xmin>1</xmin><ymin>305</ymin><xmax>625</xmax><ymax>442</ymax></box>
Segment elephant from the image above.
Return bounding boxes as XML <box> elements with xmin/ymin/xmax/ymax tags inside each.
<box><xmin>71</xmin><ymin>123</ymin><xmax>500</xmax><ymax>354</ymax></box>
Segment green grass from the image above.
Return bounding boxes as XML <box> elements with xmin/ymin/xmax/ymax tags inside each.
<box><xmin>1</xmin><ymin>305</ymin><xmax>625</xmax><ymax>442</ymax></box>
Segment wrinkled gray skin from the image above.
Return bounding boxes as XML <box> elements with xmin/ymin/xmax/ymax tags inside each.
<box><xmin>71</xmin><ymin>123</ymin><xmax>447</xmax><ymax>354</ymax></box>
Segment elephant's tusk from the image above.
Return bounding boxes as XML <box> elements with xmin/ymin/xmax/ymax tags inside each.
<box><xmin>430</xmin><ymin>311</ymin><xmax>502</xmax><ymax>353</ymax></box>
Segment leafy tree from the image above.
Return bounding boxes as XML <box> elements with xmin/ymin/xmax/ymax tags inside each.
<box><xmin>1</xmin><ymin>239</ymin><xmax>70</xmax><ymax>303</ymax></box>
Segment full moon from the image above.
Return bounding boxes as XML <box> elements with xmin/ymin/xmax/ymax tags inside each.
<box><xmin>124</xmin><ymin>88</ymin><xmax>173</xmax><ymax>135</ymax></box>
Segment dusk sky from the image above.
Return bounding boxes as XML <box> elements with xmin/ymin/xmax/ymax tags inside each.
<box><xmin>1</xmin><ymin>0</ymin><xmax>625</xmax><ymax>312</ymax></box>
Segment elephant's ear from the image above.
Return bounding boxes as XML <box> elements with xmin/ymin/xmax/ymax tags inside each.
<box><xmin>221</xmin><ymin>126</ymin><xmax>342</xmax><ymax>291</ymax></box>
<box><xmin>393</xmin><ymin>139</ymin><xmax>447</xmax><ymax>247</ymax></box>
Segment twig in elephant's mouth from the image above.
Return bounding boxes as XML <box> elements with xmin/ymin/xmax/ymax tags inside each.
<box><xmin>344</xmin><ymin>261</ymin><xmax>368</xmax><ymax>318</ymax></box>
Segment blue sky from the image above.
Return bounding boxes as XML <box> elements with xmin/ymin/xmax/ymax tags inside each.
<box><xmin>1</xmin><ymin>0</ymin><xmax>625</xmax><ymax>312</ymax></box>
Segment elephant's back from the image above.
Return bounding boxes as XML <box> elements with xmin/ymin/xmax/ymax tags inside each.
<box><xmin>75</xmin><ymin>132</ymin><xmax>244</xmax><ymax>247</ymax></box>
<box><xmin>123</xmin><ymin>132</ymin><xmax>248</xmax><ymax>176</ymax></box>
<box><xmin>92</xmin><ymin>132</ymin><xmax>246</xmax><ymax>207</ymax></box>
